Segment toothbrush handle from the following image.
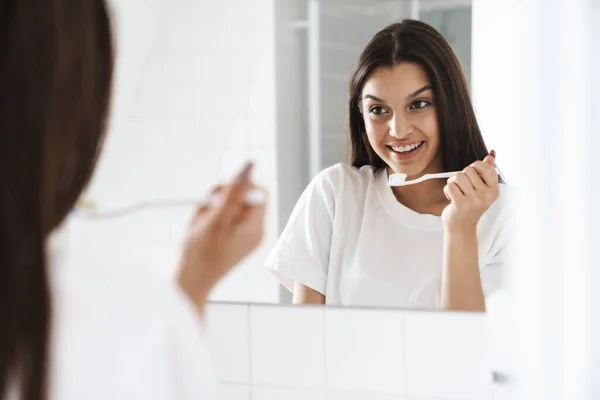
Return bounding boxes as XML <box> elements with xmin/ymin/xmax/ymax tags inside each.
<box><xmin>425</xmin><ymin>171</ymin><xmax>459</xmax><ymax>179</ymax></box>
<box><xmin>401</xmin><ymin>171</ymin><xmax>458</xmax><ymax>186</ymax></box>
<box><xmin>426</xmin><ymin>167</ymin><xmax>501</xmax><ymax>180</ymax></box>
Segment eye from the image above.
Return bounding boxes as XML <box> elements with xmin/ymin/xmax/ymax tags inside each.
<box><xmin>368</xmin><ymin>106</ymin><xmax>389</xmax><ymax>115</ymax></box>
<box><xmin>409</xmin><ymin>100</ymin><xmax>431</xmax><ymax>110</ymax></box>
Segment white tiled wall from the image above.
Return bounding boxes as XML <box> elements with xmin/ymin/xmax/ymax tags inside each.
<box><xmin>325</xmin><ymin>308</ymin><xmax>405</xmax><ymax>394</ymax></box>
<box><xmin>250</xmin><ymin>305</ymin><xmax>326</xmax><ymax>388</ymax></box>
<box><xmin>205</xmin><ymin>303</ymin><xmax>251</xmax><ymax>384</ymax></box>
<box><xmin>404</xmin><ymin>312</ymin><xmax>491</xmax><ymax>399</ymax></box>
<box><xmin>205</xmin><ymin>303</ymin><xmax>502</xmax><ymax>400</ymax></box>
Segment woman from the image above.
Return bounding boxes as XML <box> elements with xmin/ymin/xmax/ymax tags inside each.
<box><xmin>266</xmin><ymin>20</ymin><xmax>513</xmax><ymax>311</ymax></box>
<box><xmin>0</xmin><ymin>1</ymin><xmax>265</xmax><ymax>399</ymax></box>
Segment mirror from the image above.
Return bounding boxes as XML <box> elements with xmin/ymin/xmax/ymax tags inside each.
<box><xmin>63</xmin><ymin>0</ymin><xmax>514</xmax><ymax>312</ymax></box>
<box><xmin>269</xmin><ymin>0</ymin><xmax>487</xmax><ymax>308</ymax></box>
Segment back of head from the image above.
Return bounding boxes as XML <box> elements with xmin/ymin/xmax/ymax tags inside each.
<box><xmin>0</xmin><ymin>1</ymin><xmax>113</xmax><ymax>398</ymax></box>
<box><xmin>348</xmin><ymin>19</ymin><xmax>489</xmax><ymax>172</ymax></box>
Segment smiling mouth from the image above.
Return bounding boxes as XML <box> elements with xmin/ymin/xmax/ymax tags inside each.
<box><xmin>387</xmin><ymin>141</ymin><xmax>424</xmax><ymax>155</ymax></box>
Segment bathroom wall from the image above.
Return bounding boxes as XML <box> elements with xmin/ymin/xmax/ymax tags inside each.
<box><xmin>473</xmin><ymin>0</ymin><xmax>600</xmax><ymax>397</ymax></box>
<box><xmin>471</xmin><ymin>0</ymin><xmax>518</xmax><ymax>184</ymax></box>
<box><xmin>592</xmin><ymin>3</ymin><xmax>600</xmax><ymax>394</ymax></box>
<box><xmin>66</xmin><ymin>0</ymin><xmax>282</xmax><ymax>303</ymax></box>
<box><xmin>204</xmin><ymin>302</ymin><xmax>509</xmax><ymax>400</ymax></box>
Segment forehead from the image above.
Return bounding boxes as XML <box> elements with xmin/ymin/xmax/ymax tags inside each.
<box><xmin>361</xmin><ymin>62</ymin><xmax>431</xmax><ymax>98</ymax></box>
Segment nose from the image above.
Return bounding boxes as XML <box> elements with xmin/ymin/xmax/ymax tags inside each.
<box><xmin>389</xmin><ymin>114</ymin><xmax>413</xmax><ymax>138</ymax></box>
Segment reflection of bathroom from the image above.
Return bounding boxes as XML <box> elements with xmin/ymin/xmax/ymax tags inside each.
<box><xmin>54</xmin><ymin>0</ymin><xmax>599</xmax><ymax>399</ymax></box>
<box><xmin>70</xmin><ymin>0</ymin><xmax>479</xmax><ymax>306</ymax></box>
<box><xmin>277</xmin><ymin>0</ymin><xmax>475</xmax><ymax>304</ymax></box>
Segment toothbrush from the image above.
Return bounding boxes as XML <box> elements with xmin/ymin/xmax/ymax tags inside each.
<box><xmin>205</xmin><ymin>187</ymin><xmax>265</xmax><ymax>207</ymax></box>
<box><xmin>73</xmin><ymin>187</ymin><xmax>266</xmax><ymax>219</ymax></box>
<box><xmin>388</xmin><ymin>166</ymin><xmax>504</xmax><ymax>187</ymax></box>
<box><xmin>387</xmin><ymin>171</ymin><xmax>459</xmax><ymax>187</ymax></box>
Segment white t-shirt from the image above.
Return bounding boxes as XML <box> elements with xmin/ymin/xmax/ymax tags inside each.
<box><xmin>47</xmin><ymin>231</ymin><xmax>217</xmax><ymax>400</ymax></box>
<box><xmin>266</xmin><ymin>163</ymin><xmax>515</xmax><ymax>309</ymax></box>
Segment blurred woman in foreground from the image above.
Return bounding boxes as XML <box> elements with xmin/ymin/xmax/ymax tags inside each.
<box><xmin>0</xmin><ymin>1</ymin><xmax>265</xmax><ymax>399</ymax></box>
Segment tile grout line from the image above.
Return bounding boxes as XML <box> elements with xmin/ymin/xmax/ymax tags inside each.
<box><xmin>402</xmin><ymin>311</ymin><xmax>408</xmax><ymax>397</ymax></box>
<box><xmin>208</xmin><ymin>300</ymin><xmax>459</xmax><ymax>315</ymax></box>
<box><xmin>323</xmin><ymin>307</ymin><xmax>327</xmax><ymax>397</ymax></box>
<box><xmin>247</xmin><ymin>304</ymin><xmax>253</xmax><ymax>400</ymax></box>
<box><xmin>219</xmin><ymin>382</ymin><xmax>412</xmax><ymax>397</ymax></box>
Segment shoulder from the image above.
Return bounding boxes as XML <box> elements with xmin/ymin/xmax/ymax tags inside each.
<box><xmin>56</xmin><ymin>261</ymin><xmax>198</xmax><ymax>325</ymax></box>
<box><xmin>50</xmin><ymin>263</ymin><xmax>215</xmax><ymax>398</ymax></box>
<box><xmin>311</xmin><ymin>163</ymin><xmax>377</xmax><ymax>191</ymax></box>
<box><xmin>302</xmin><ymin>163</ymin><xmax>378</xmax><ymax>209</ymax></box>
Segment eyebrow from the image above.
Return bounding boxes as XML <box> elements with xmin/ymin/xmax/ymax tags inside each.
<box><xmin>363</xmin><ymin>84</ymin><xmax>433</xmax><ymax>103</ymax></box>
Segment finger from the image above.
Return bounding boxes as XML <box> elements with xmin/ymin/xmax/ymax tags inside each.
<box><xmin>191</xmin><ymin>205</ymin><xmax>208</xmax><ymax>220</ymax></box>
<box><xmin>448</xmin><ymin>173</ymin><xmax>474</xmax><ymax>195</ymax></box>
<box><xmin>214</xmin><ymin>162</ymin><xmax>254</xmax><ymax>223</ymax></box>
<box><xmin>189</xmin><ymin>185</ymin><xmax>225</xmax><ymax>224</ymax></box>
<box><xmin>237</xmin><ymin>201</ymin><xmax>267</xmax><ymax>225</ymax></box>
<box><xmin>463</xmin><ymin>166</ymin><xmax>486</xmax><ymax>191</ymax></box>
<box><xmin>443</xmin><ymin>184</ymin><xmax>451</xmax><ymax>201</ymax></box>
<box><xmin>203</xmin><ymin>185</ymin><xmax>226</xmax><ymax>207</ymax></box>
<box><xmin>444</xmin><ymin>182</ymin><xmax>463</xmax><ymax>203</ymax></box>
<box><xmin>471</xmin><ymin>161</ymin><xmax>498</xmax><ymax>187</ymax></box>
<box><xmin>483</xmin><ymin>154</ymin><xmax>495</xmax><ymax>167</ymax></box>
<box><xmin>234</xmin><ymin>187</ymin><xmax>268</xmax><ymax>224</ymax></box>
<box><xmin>483</xmin><ymin>150</ymin><xmax>496</xmax><ymax>167</ymax></box>
<box><xmin>211</xmin><ymin>185</ymin><xmax>225</xmax><ymax>195</ymax></box>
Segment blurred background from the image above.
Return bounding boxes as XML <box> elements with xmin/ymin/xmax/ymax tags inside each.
<box><xmin>58</xmin><ymin>0</ymin><xmax>598</xmax><ymax>397</ymax></box>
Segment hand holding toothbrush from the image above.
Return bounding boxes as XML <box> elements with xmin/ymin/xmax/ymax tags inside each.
<box><xmin>177</xmin><ymin>162</ymin><xmax>267</xmax><ymax>312</ymax></box>
<box><xmin>441</xmin><ymin>151</ymin><xmax>500</xmax><ymax>232</ymax></box>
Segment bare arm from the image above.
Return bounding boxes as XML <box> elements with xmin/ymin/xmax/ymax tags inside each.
<box><xmin>292</xmin><ymin>282</ymin><xmax>325</xmax><ymax>304</ymax></box>
<box><xmin>441</xmin><ymin>227</ymin><xmax>486</xmax><ymax>312</ymax></box>
<box><xmin>440</xmin><ymin>154</ymin><xmax>500</xmax><ymax>312</ymax></box>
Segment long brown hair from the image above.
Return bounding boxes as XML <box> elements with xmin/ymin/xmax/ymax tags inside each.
<box><xmin>348</xmin><ymin>20</ymin><xmax>492</xmax><ymax>175</ymax></box>
<box><xmin>0</xmin><ymin>1</ymin><xmax>114</xmax><ymax>398</ymax></box>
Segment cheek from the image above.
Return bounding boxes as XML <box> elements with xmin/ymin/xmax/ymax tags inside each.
<box><xmin>415</xmin><ymin>114</ymin><xmax>439</xmax><ymax>143</ymax></box>
<box><xmin>364</xmin><ymin>119</ymin><xmax>388</xmax><ymax>143</ymax></box>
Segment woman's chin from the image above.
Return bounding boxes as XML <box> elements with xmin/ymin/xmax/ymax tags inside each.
<box><xmin>385</xmin><ymin>157</ymin><xmax>441</xmax><ymax>179</ymax></box>
<box><xmin>387</xmin><ymin>165</ymin><xmax>423</xmax><ymax>179</ymax></box>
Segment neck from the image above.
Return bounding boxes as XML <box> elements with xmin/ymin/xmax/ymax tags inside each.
<box><xmin>388</xmin><ymin>165</ymin><xmax>448</xmax><ymax>216</ymax></box>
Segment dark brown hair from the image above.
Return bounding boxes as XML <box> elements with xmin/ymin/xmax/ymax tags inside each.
<box><xmin>0</xmin><ymin>1</ymin><xmax>114</xmax><ymax>398</ymax></box>
<box><xmin>349</xmin><ymin>19</ymin><xmax>492</xmax><ymax>174</ymax></box>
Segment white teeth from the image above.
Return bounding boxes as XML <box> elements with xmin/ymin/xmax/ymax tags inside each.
<box><xmin>391</xmin><ymin>141</ymin><xmax>423</xmax><ymax>153</ymax></box>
